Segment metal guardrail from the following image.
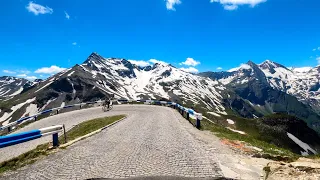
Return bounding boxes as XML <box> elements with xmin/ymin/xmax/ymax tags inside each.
<box><xmin>175</xmin><ymin>103</ymin><xmax>202</xmax><ymax>129</ymax></box>
<box><xmin>0</xmin><ymin>125</ymin><xmax>64</xmax><ymax>148</ymax></box>
<box><xmin>0</xmin><ymin>99</ymin><xmax>203</xmax><ymax>132</ymax></box>
<box><xmin>0</xmin><ymin>101</ymin><xmax>104</xmax><ymax>132</ymax></box>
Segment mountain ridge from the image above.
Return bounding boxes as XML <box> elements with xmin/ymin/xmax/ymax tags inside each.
<box><xmin>2</xmin><ymin>53</ymin><xmax>320</xmax><ymax>130</ymax></box>
<box><xmin>1</xmin><ymin>52</ymin><xmax>320</xmax><ymax>155</ymax></box>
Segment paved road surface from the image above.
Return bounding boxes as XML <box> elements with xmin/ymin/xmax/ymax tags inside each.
<box><xmin>1</xmin><ymin>105</ymin><xmax>269</xmax><ymax>179</ymax></box>
<box><xmin>0</xmin><ymin>105</ymin><xmax>128</xmax><ymax>162</ymax></box>
<box><xmin>1</xmin><ymin>105</ymin><xmax>225</xmax><ymax>179</ymax></box>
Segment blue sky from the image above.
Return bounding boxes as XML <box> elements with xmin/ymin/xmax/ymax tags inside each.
<box><xmin>1</xmin><ymin>0</ymin><xmax>320</xmax><ymax>80</ymax></box>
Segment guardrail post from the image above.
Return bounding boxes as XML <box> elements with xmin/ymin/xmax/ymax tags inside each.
<box><xmin>56</xmin><ymin>110</ymin><xmax>59</xmax><ymax>114</ymax></box>
<box><xmin>196</xmin><ymin>114</ymin><xmax>202</xmax><ymax>129</ymax></box>
<box><xmin>34</xmin><ymin>116</ymin><xmax>37</xmax><ymax>121</ymax></box>
<box><xmin>196</xmin><ymin>119</ymin><xmax>200</xmax><ymax>129</ymax></box>
<box><xmin>63</xmin><ymin>124</ymin><xmax>67</xmax><ymax>143</ymax></box>
<box><xmin>186</xmin><ymin>112</ymin><xmax>190</xmax><ymax>120</ymax></box>
<box><xmin>7</xmin><ymin>127</ymin><xmax>11</xmax><ymax>132</ymax></box>
<box><xmin>52</xmin><ymin>133</ymin><xmax>59</xmax><ymax>147</ymax></box>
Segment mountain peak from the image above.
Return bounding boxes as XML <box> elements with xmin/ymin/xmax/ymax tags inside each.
<box><xmin>247</xmin><ymin>60</ymin><xmax>255</xmax><ymax>64</ymax></box>
<box><xmin>83</xmin><ymin>52</ymin><xmax>105</xmax><ymax>64</ymax></box>
<box><xmin>260</xmin><ymin>60</ymin><xmax>287</xmax><ymax>69</ymax></box>
<box><xmin>246</xmin><ymin>60</ymin><xmax>258</xmax><ymax>68</ymax></box>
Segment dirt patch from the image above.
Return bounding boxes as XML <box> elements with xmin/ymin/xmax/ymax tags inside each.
<box><xmin>221</xmin><ymin>139</ymin><xmax>255</xmax><ymax>154</ymax></box>
<box><xmin>264</xmin><ymin>157</ymin><xmax>320</xmax><ymax>180</ymax></box>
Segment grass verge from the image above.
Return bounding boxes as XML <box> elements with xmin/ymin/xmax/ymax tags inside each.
<box><xmin>200</xmin><ymin>119</ymin><xmax>299</xmax><ymax>161</ymax></box>
<box><xmin>59</xmin><ymin>115</ymin><xmax>125</xmax><ymax>142</ymax></box>
<box><xmin>0</xmin><ymin>115</ymin><xmax>125</xmax><ymax>175</ymax></box>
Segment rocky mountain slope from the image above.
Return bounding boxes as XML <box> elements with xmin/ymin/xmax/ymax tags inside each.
<box><xmin>199</xmin><ymin>60</ymin><xmax>320</xmax><ymax>133</ymax></box>
<box><xmin>262</xmin><ymin>62</ymin><xmax>320</xmax><ymax>113</ymax></box>
<box><xmin>0</xmin><ymin>76</ymin><xmax>32</xmax><ymax>99</ymax></box>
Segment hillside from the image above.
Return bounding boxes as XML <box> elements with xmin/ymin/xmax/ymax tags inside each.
<box><xmin>199</xmin><ymin>60</ymin><xmax>320</xmax><ymax>133</ymax></box>
<box><xmin>0</xmin><ymin>76</ymin><xmax>33</xmax><ymax>99</ymax></box>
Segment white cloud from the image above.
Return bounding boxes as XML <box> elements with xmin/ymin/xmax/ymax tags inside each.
<box><xmin>17</xmin><ymin>74</ymin><xmax>37</xmax><ymax>80</ymax></box>
<box><xmin>217</xmin><ymin>67</ymin><xmax>223</xmax><ymax>70</ymax></box>
<box><xmin>18</xmin><ymin>70</ymin><xmax>31</xmax><ymax>74</ymax></box>
<box><xmin>210</xmin><ymin>0</ymin><xmax>266</xmax><ymax>10</ymax></box>
<box><xmin>228</xmin><ymin>63</ymin><xmax>251</xmax><ymax>72</ymax></box>
<box><xmin>26</xmin><ymin>1</ymin><xmax>53</xmax><ymax>15</ymax></box>
<box><xmin>128</xmin><ymin>60</ymin><xmax>151</xmax><ymax>67</ymax></box>
<box><xmin>128</xmin><ymin>58</ymin><xmax>169</xmax><ymax>66</ymax></box>
<box><xmin>3</xmin><ymin>70</ymin><xmax>16</xmax><ymax>74</ymax></box>
<box><xmin>35</xmin><ymin>65</ymin><xmax>66</xmax><ymax>74</ymax></box>
<box><xmin>65</xmin><ymin>11</ymin><xmax>70</xmax><ymax>19</ymax></box>
<box><xmin>149</xmin><ymin>59</ymin><xmax>168</xmax><ymax>65</ymax></box>
<box><xmin>72</xmin><ymin>42</ymin><xmax>77</xmax><ymax>45</ymax></box>
<box><xmin>17</xmin><ymin>74</ymin><xmax>27</xmax><ymax>77</ymax></box>
<box><xmin>166</xmin><ymin>0</ymin><xmax>181</xmax><ymax>11</ymax></box>
<box><xmin>180</xmin><ymin>67</ymin><xmax>199</xmax><ymax>73</ymax></box>
<box><xmin>317</xmin><ymin>57</ymin><xmax>320</xmax><ymax>64</ymax></box>
<box><xmin>313</xmin><ymin>49</ymin><xmax>317</xmax><ymax>51</ymax></box>
<box><xmin>224</xmin><ymin>4</ymin><xmax>238</xmax><ymax>10</ymax></box>
<box><xmin>180</xmin><ymin>58</ymin><xmax>200</xmax><ymax>66</ymax></box>
<box><xmin>26</xmin><ymin>76</ymin><xmax>37</xmax><ymax>81</ymax></box>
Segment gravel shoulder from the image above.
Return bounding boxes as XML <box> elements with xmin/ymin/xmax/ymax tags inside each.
<box><xmin>0</xmin><ymin>105</ymin><xmax>271</xmax><ymax>179</ymax></box>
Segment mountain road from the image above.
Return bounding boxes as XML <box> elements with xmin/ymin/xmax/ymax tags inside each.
<box><xmin>0</xmin><ymin>105</ymin><xmax>269</xmax><ymax>179</ymax></box>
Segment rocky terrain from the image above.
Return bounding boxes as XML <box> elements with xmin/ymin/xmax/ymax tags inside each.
<box><xmin>0</xmin><ymin>76</ymin><xmax>33</xmax><ymax>99</ymax></box>
<box><xmin>199</xmin><ymin>61</ymin><xmax>320</xmax><ymax>133</ymax></box>
<box><xmin>264</xmin><ymin>157</ymin><xmax>320</xmax><ymax>180</ymax></box>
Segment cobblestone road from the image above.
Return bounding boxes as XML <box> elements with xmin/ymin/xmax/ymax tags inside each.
<box><xmin>1</xmin><ymin>105</ymin><xmax>225</xmax><ymax>179</ymax></box>
<box><xmin>0</xmin><ymin>105</ymin><xmax>129</xmax><ymax>162</ymax></box>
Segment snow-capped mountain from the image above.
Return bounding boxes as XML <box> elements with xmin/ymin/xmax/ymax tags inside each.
<box><xmin>258</xmin><ymin>60</ymin><xmax>320</xmax><ymax>113</ymax></box>
<box><xmin>80</xmin><ymin>53</ymin><xmax>226</xmax><ymax>111</ymax></box>
<box><xmin>0</xmin><ymin>76</ymin><xmax>32</xmax><ymax>99</ymax></box>
<box><xmin>0</xmin><ymin>52</ymin><xmax>227</xmax><ymax>126</ymax></box>
<box><xmin>1</xmin><ymin>53</ymin><xmax>320</xmax><ymax>155</ymax></box>
<box><xmin>200</xmin><ymin>60</ymin><xmax>320</xmax><ymax>133</ymax></box>
<box><xmin>1</xmin><ymin>53</ymin><xmax>320</xmax><ymax>133</ymax></box>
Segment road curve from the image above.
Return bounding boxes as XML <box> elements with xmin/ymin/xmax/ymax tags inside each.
<box><xmin>0</xmin><ymin>105</ymin><xmax>132</xmax><ymax>163</ymax></box>
<box><xmin>1</xmin><ymin>105</ymin><xmax>225</xmax><ymax>179</ymax></box>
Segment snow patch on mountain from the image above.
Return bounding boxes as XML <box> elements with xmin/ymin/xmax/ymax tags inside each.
<box><xmin>0</xmin><ymin>97</ymin><xmax>36</xmax><ymax>124</ymax></box>
<box><xmin>77</xmin><ymin>53</ymin><xmax>227</xmax><ymax>113</ymax></box>
<box><xmin>227</xmin><ymin>127</ymin><xmax>246</xmax><ymax>135</ymax></box>
<box><xmin>227</xmin><ymin>119</ymin><xmax>235</xmax><ymax>124</ymax></box>
<box><xmin>35</xmin><ymin>78</ymin><xmax>55</xmax><ymax>93</ymax></box>
<box><xmin>0</xmin><ymin>76</ymin><xmax>31</xmax><ymax>98</ymax></box>
<box><xmin>39</xmin><ymin>98</ymin><xmax>56</xmax><ymax>111</ymax></box>
<box><xmin>67</xmin><ymin>71</ymin><xmax>75</xmax><ymax>77</ymax></box>
<box><xmin>287</xmin><ymin>132</ymin><xmax>317</xmax><ymax>155</ymax></box>
<box><xmin>259</xmin><ymin>60</ymin><xmax>320</xmax><ymax>107</ymax></box>
<box><xmin>9</xmin><ymin>87</ymin><xmax>24</xmax><ymax>97</ymax></box>
<box><xmin>21</xmin><ymin>103</ymin><xmax>38</xmax><ymax>118</ymax></box>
